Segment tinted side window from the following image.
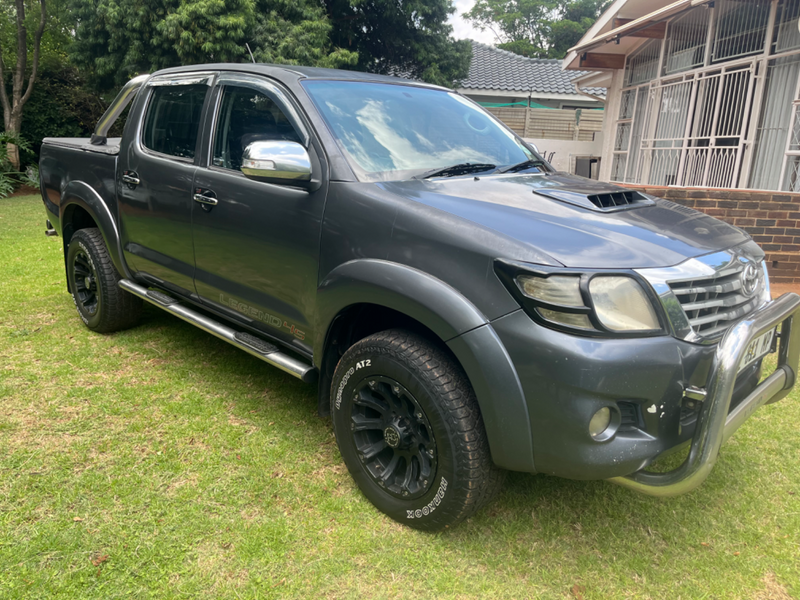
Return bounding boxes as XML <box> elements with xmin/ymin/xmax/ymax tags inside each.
<box><xmin>212</xmin><ymin>86</ymin><xmax>300</xmax><ymax>171</ymax></box>
<box><xmin>142</xmin><ymin>85</ymin><xmax>208</xmax><ymax>159</ymax></box>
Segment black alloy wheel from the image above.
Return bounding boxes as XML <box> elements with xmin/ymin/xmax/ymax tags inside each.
<box><xmin>331</xmin><ymin>329</ymin><xmax>504</xmax><ymax>531</ymax></box>
<box><xmin>72</xmin><ymin>248</ymin><xmax>100</xmax><ymax>317</ymax></box>
<box><xmin>350</xmin><ymin>376</ymin><xmax>437</xmax><ymax>500</ymax></box>
<box><xmin>66</xmin><ymin>228</ymin><xmax>142</xmax><ymax>333</ymax></box>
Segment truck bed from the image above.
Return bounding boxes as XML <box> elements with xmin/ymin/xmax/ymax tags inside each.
<box><xmin>39</xmin><ymin>137</ymin><xmax>121</xmax><ymax>235</ymax></box>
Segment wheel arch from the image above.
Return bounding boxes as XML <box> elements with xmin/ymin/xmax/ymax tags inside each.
<box><xmin>316</xmin><ymin>259</ymin><xmax>535</xmax><ymax>472</ymax></box>
<box><xmin>60</xmin><ymin>181</ymin><xmax>131</xmax><ymax>289</ymax></box>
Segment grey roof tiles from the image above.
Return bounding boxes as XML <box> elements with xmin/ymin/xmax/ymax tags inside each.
<box><xmin>462</xmin><ymin>41</ymin><xmax>607</xmax><ymax>98</ymax></box>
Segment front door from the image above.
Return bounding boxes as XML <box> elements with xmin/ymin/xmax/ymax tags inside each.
<box><xmin>118</xmin><ymin>74</ymin><xmax>213</xmax><ymax>296</ymax></box>
<box><xmin>192</xmin><ymin>74</ymin><xmax>328</xmax><ymax>354</ymax></box>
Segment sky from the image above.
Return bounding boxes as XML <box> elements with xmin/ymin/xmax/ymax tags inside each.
<box><xmin>447</xmin><ymin>0</ymin><xmax>498</xmax><ymax>45</ymax></box>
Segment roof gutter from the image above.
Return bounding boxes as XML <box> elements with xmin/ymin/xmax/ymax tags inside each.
<box><xmin>567</xmin><ymin>0</ymin><xmax>712</xmax><ymax>55</ymax></box>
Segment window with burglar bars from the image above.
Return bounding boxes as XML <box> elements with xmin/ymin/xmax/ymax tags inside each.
<box><xmin>610</xmin><ymin>0</ymin><xmax>800</xmax><ymax>191</ymax></box>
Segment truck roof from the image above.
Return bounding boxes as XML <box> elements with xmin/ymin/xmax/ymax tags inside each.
<box><xmin>151</xmin><ymin>63</ymin><xmax>448</xmax><ymax>91</ymax></box>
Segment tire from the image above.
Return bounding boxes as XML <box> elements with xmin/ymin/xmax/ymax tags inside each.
<box><xmin>66</xmin><ymin>228</ymin><xmax>142</xmax><ymax>333</ymax></box>
<box><xmin>330</xmin><ymin>329</ymin><xmax>504</xmax><ymax>531</ymax></box>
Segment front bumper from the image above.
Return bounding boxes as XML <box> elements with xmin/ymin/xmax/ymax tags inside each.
<box><xmin>609</xmin><ymin>292</ymin><xmax>800</xmax><ymax>496</ymax></box>
<box><xmin>491</xmin><ymin>293</ymin><xmax>800</xmax><ymax>489</ymax></box>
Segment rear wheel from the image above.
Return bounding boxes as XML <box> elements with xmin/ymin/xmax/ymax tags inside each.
<box><xmin>331</xmin><ymin>329</ymin><xmax>504</xmax><ymax>531</ymax></box>
<box><xmin>66</xmin><ymin>228</ymin><xmax>141</xmax><ymax>333</ymax></box>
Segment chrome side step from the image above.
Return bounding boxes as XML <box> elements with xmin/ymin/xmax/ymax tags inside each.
<box><xmin>119</xmin><ymin>279</ymin><xmax>316</xmax><ymax>383</ymax></box>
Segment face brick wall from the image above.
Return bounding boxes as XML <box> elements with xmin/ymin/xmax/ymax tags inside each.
<box><xmin>623</xmin><ymin>185</ymin><xmax>800</xmax><ymax>284</ymax></box>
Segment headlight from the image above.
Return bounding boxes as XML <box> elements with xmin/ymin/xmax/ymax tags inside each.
<box><xmin>589</xmin><ymin>276</ymin><xmax>660</xmax><ymax>331</ymax></box>
<box><xmin>501</xmin><ymin>264</ymin><xmax>663</xmax><ymax>337</ymax></box>
<box><xmin>518</xmin><ymin>274</ymin><xmax>594</xmax><ymax>330</ymax></box>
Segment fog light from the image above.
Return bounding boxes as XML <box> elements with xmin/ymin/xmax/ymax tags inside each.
<box><xmin>589</xmin><ymin>407</ymin><xmax>611</xmax><ymax>438</ymax></box>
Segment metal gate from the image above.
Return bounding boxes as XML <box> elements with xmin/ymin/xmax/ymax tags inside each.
<box><xmin>639</xmin><ymin>60</ymin><xmax>757</xmax><ymax>187</ymax></box>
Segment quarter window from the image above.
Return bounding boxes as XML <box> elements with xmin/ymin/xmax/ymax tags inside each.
<box><xmin>142</xmin><ymin>85</ymin><xmax>208</xmax><ymax>160</ymax></box>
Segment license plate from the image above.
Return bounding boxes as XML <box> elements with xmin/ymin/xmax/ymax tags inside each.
<box><xmin>738</xmin><ymin>328</ymin><xmax>775</xmax><ymax>374</ymax></box>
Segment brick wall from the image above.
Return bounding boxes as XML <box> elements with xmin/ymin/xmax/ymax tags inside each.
<box><xmin>623</xmin><ymin>185</ymin><xmax>800</xmax><ymax>284</ymax></box>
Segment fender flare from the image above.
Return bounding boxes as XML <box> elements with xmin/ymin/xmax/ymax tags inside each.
<box><xmin>60</xmin><ymin>181</ymin><xmax>132</xmax><ymax>280</ymax></box>
<box><xmin>316</xmin><ymin>259</ymin><xmax>535</xmax><ymax>472</ymax></box>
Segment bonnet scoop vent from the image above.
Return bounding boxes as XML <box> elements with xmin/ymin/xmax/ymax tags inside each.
<box><xmin>534</xmin><ymin>188</ymin><xmax>655</xmax><ymax>212</ymax></box>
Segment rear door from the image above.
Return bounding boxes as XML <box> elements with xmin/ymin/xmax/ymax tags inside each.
<box><xmin>191</xmin><ymin>73</ymin><xmax>328</xmax><ymax>353</ymax></box>
<box><xmin>117</xmin><ymin>72</ymin><xmax>214</xmax><ymax>296</ymax></box>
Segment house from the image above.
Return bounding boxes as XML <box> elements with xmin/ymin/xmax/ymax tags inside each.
<box><xmin>460</xmin><ymin>41</ymin><xmax>606</xmax><ymax>109</ymax></box>
<box><xmin>463</xmin><ymin>41</ymin><xmax>607</xmax><ymax>175</ymax></box>
<box><xmin>563</xmin><ymin>0</ymin><xmax>800</xmax><ymax>283</ymax></box>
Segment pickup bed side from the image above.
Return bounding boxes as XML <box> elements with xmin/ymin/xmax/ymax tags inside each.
<box><xmin>40</xmin><ymin>138</ymin><xmax>129</xmax><ymax>286</ymax></box>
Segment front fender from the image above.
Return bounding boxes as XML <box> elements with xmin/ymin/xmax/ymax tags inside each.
<box><xmin>316</xmin><ymin>259</ymin><xmax>534</xmax><ymax>472</ymax></box>
<box><xmin>315</xmin><ymin>259</ymin><xmax>488</xmax><ymax>357</ymax></box>
<box><xmin>61</xmin><ymin>181</ymin><xmax>131</xmax><ymax>280</ymax></box>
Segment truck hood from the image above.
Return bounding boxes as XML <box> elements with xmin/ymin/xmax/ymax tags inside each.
<box><xmin>379</xmin><ymin>173</ymin><xmax>750</xmax><ymax>269</ymax></box>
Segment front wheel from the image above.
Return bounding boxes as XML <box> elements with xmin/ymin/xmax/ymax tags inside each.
<box><xmin>331</xmin><ymin>329</ymin><xmax>504</xmax><ymax>531</ymax></box>
<box><xmin>66</xmin><ymin>228</ymin><xmax>142</xmax><ymax>333</ymax></box>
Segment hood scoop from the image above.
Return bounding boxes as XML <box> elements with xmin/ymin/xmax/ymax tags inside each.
<box><xmin>534</xmin><ymin>188</ymin><xmax>655</xmax><ymax>212</ymax></box>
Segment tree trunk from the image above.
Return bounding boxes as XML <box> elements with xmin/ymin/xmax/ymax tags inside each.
<box><xmin>4</xmin><ymin>114</ymin><xmax>23</xmax><ymax>171</ymax></box>
<box><xmin>0</xmin><ymin>0</ymin><xmax>47</xmax><ymax>172</ymax></box>
<box><xmin>6</xmin><ymin>144</ymin><xmax>20</xmax><ymax>171</ymax></box>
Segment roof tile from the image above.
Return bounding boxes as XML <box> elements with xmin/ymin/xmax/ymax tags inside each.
<box><xmin>463</xmin><ymin>41</ymin><xmax>607</xmax><ymax>98</ymax></box>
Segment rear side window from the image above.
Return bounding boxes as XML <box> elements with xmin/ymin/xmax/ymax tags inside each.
<box><xmin>142</xmin><ymin>85</ymin><xmax>208</xmax><ymax>159</ymax></box>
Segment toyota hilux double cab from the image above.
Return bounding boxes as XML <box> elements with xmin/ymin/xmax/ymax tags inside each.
<box><xmin>38</xmin><ymin>63</ymin><xmax>800</xmax><ymax>531</ymax></box>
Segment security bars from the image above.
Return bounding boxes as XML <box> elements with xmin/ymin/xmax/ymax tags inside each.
<box><xmin>610</xmin><ymin>0</ymin><xmax>800</xmax><ymax>192</ymax></box>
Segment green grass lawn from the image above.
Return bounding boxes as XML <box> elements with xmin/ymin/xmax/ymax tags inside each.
<box><xmin>1</xmin><ymin>194</ymin><xmax>798</xmax><ymax>599</ymax></box>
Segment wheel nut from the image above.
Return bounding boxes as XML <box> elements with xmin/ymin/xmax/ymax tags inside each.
<box><xmin>416</xmin><ymin>412</ymin><xmax>422</xmax><ymax>420</ymax></box>
<box><xmin>423</xmin><ymin>480</ymin><xmax>428</xmax><ymax>486</ymax></box>
<box><xmin>402</xmin><ymin>490</ymin><xmax>408</xmax><ymax>496</ymax></box>
<box><xmin>393</xmin><ymin>386</ymin><xmax>400</xmax><ymax>395</ymax></box>
<box><xmin>368</xmin><ymin>381</ymin><xmax>376</xmax><ymax>389</ymax></box>
<box><xmin>350</xmin><ymin>423</ymin><xmax>355</xmax><ymax>431</ymax></box>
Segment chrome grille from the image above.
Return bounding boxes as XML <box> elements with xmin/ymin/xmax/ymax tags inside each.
<box><xmin>667</xmin><ymin>260</ymin><xmax>764</xmax><ymax>338</ymax></box>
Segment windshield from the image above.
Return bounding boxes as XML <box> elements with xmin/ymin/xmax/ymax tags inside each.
<box><xmin>302</xmin><ymin>80</ymin><xmax>546</xmax><ymax>182</ymax></box>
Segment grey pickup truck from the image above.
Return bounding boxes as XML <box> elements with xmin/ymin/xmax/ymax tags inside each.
<box><xmin>38</xmin><ymin>63</ymin><xmax>800</xmax><ymax>531</ymax></box>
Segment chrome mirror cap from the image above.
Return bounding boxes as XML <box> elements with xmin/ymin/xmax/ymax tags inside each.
<box><xmin>241</xmin><ymin>140</ymin><xmax>312</xmax><ymax>183</ymax></box>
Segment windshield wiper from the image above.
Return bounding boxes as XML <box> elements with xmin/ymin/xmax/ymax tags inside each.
<box><xmin>413</xmin><ymin>162</ymin><xmax>497</xmax><ymax>180</ymax></box>
<box><xmin>495</xmin><ymin>159</ymin><xmax>547</xmax><ymax>174</ymax></box>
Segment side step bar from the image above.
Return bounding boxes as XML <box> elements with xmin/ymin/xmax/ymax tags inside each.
<box><xmin>119</xmin><ymin>279</ymin><xmax>316</xmax><ymax>383</ymax></box>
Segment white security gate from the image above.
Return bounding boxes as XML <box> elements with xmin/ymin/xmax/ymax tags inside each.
<box><xmin>639</xmin><ymin>61</ymin><xmax>757</xmax><ymax>188</ymax></box>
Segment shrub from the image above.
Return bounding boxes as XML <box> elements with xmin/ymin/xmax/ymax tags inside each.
<box><xmin>0</xmin><ymin>132</ymin><xmax>39</xmax><ymax>198</ymax></box>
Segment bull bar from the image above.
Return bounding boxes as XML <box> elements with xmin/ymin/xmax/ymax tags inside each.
<box><xmin>609</xmin><ymin>292</ymin><xmax>800</xmax><ymax>497</ymax></box>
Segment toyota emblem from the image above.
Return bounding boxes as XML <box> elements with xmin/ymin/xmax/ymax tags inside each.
<box><xmin>741</xmin><ymin>262</ymin><xmax>759</xmax><ymax>296</ymax></box>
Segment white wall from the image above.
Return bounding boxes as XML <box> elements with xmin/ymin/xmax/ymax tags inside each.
<box><xmin>524</xmin><ymin>135</ymin><xmax>605</xmax><ymax>175</ymax></box>
<box><xmin>597</xmin><ymin>70</ymin><xmax>624</xmax><ymax>182</ymax></box>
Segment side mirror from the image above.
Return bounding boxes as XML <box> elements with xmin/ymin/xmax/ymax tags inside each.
<box><xmin>241</xmin><ymin>140</ymin><xmax>312</xmax><ymax>186</ymax></box>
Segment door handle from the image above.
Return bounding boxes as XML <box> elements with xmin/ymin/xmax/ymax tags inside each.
<box><xmin>193</xmin><ymin>192</ymin><xmax>218</xmax><ymax>206</ymax></box>
<box><xmin>122</xmin><ymin>171</ymin><xmax>140</xmax><ymax>186</ymax></box>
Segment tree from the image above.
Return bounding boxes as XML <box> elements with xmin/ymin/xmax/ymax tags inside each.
<box><xmin>0</xmin><ymin>0</ymin><xmax>47</xmax><ymax>171</ymax></box>
<box><xmin>249</xmin><ymin>0</ymin><xmax>357</xmax><ymax>68</ymax></box>
<box><xmin>69</xmin><ymin>0</ymin><xmax>357</xmax><ymax>89</ymax></box>
<box><xmin>324</xmin><ymin>0</ymin><xmax>471</xmax><ymax>87</ymax></box>
<box><xmin>464</xmin><ymin>0</ymin><xmax>608</xmax><ymax>59</ymax></box>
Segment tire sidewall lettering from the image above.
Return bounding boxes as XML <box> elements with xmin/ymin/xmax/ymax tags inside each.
<box><xmin>405</xmin><ymin>477</ymin><xmax>448</xmax><ymax>520</ymax></box>
<box><xmin>334</xmin><ymin>365</ymin><xmax>356</xmax><ymax>410</ymax></box>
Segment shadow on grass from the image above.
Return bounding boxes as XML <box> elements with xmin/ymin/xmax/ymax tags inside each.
<box><xmin>125</xmin><ymin>302</ymin><xmax>776</xmax><ymax>551</ymax></box>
